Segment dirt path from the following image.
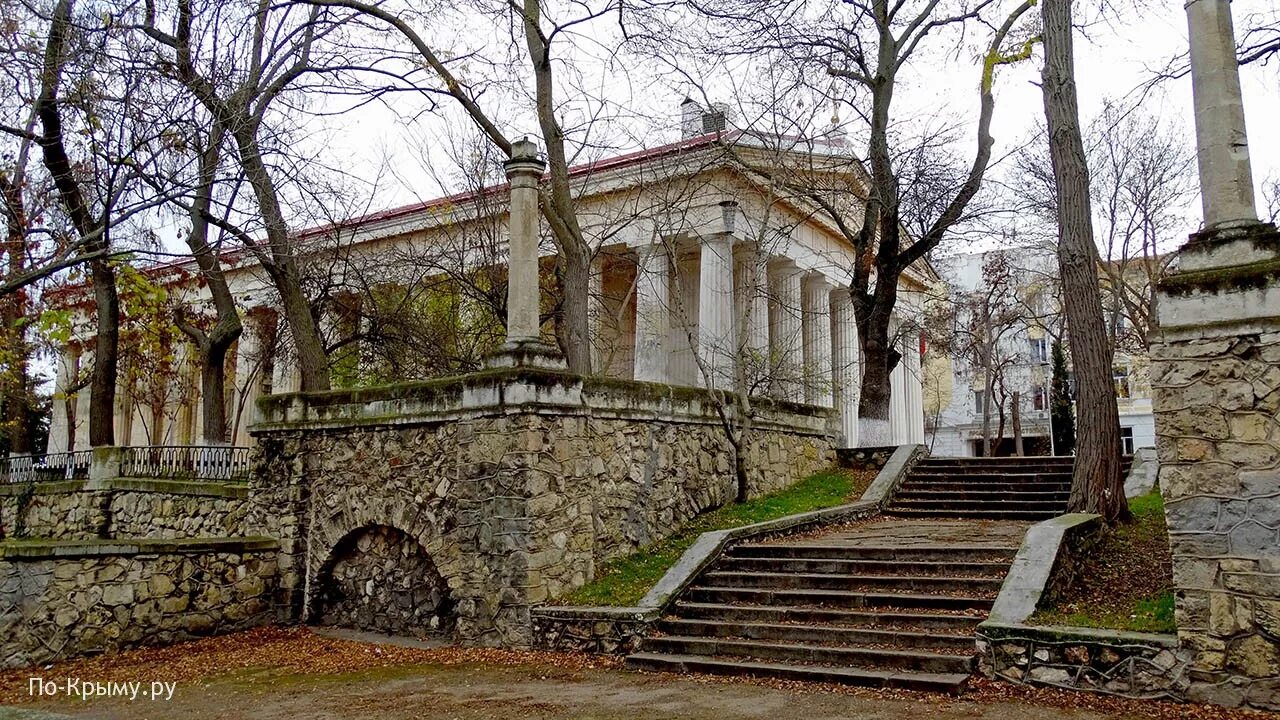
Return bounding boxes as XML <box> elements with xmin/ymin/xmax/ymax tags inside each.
<box><xmin>0</xmin><ymin>661</ymin><xmax>1160</xmax><ymax>720</ymax></box>
<box><xmin>0</xmin><ymin>627</ymin><xmax>1264</xmax><ymax>720</ymax></box>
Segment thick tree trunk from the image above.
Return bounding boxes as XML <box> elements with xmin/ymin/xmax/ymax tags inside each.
<box><xmin>87</xmin><ymin>258</ymin><xmax>119</xmax><ymax>447</ymax></box>
<box><xmin>177</xmin><ymin>127</ymin><xmax>243</xmax><ymax>444</ymax></box>
<box><xmin>1</xmin><ymin>178</ymin><xmax>32</xmax><ymax>453</ymax></box>
<box><xmin>231</xmin><ymin>128</ymin><xmax>330</xmax><ymax>392</ymax></box>
<box><xmin>1040</xmin><ymin>0</ymin><xmax>1128</xmax><ymax>523</ymax></box>
<box><xmin>855</xmin><ymin>301</ymin><xmax>900</xmax><ymax>446</ymax></box>
<box><xmin>523</xmin><ymin>0</ymin><xmax>592</xmax><ymax>373</ymax></box>
<box><xmin>1012</xmin><ymin>391</ymin><xmax>1024</xmax><ymax>456</ymax></box>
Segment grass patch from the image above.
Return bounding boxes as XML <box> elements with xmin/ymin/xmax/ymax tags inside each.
<box><xmin>560</xmin><ymin>467</ymin><xmax>876</xmax><ymax>607</ymax></box>
<box><xmin>1032</xmin><ymin>489</ymin><xmax>1176</xmax><ymax>634</ymax></box>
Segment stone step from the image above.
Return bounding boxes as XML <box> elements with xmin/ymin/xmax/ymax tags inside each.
<box><xmin>906</xmin><ymin>471</ymin><xmax>1073</xmax><ymax>482</ymax></box>
<box><xmin>701</xmin><ymin>570</ymin><xmax>1002</xmax><ymax>594</ymax></box>
<box><xmin>728</xmin><ymin>544</ymin><xmax>1018</xmax><ymax>563</ymax></box>
<box><xmin>656</xmin><ymin>618</ymin><xmax>975</xmax><ymax>651</ymax></box>
<box><xmin>889</xmin><ymin>499</ymin><xmax>1067</xmax><ymax>512</ymax></box>
<box><xmin>896</xmin><ymin>489</ymin><xmax>1069</xmax><ymax>501</ymax></box>
<box><xmin>625</xmin><ymin>652</ymin><xmax>972</xmax><ymax>693</ymax></box>
<box><xmin>685</xmin><ymin>586</ymin><xmax>996</xmax><ymax>611</ymax></box>
<box><xmin>913</xmin><ymin>465</ymin><xmax>1073</xmax><ymax>474</ymax></box>
<box><xmin>671</xmin><ymin>602</ymin><xmax>985</xmax><ymax>631</ymax></box>
<box><xmin>640</xmin><ymin>635</ymin><xmax>975</xmax><ymax>675</ymax></box>
<box><xmin>885</xmin><ymin>507</ymin><xmax>1060</xmax><ymax>521</ymax></box>
<box><xmin>715</xmin><ymin>556</ymin><xmax>1011</xmax><ymax>577</ymax></box>
<box><xmin>896</xmin><ymin>482</ymin><xmax>1072</xmax><ymax>493</ymax></box>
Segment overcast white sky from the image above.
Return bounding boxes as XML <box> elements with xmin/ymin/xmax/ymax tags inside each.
<box><xmin>145</xmin><ymin>0</ymin><xmax>1279</xmax><ymax>256</ymax></box>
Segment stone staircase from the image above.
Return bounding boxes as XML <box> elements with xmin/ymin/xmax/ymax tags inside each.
<box><xmin>886</xmin><ymin>455</ymin><xmax>1131</xmax><ymax>521</ymax></box>
<box><xmin>625</xmin><ymin>521</ymin><xmax>1022</xmax><ymax>693</ymax></box>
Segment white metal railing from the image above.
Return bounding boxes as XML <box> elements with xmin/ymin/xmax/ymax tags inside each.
<box><xmin>1</xmin><ymin>450</ymin><xmax>93</xmax><ymax>484</ymax></box>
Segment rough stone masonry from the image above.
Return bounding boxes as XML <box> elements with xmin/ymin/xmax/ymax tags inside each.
<box><xmin>1151</xmin><ymin>0</ymin><xmax>1280</xmax><ymax>710</ymax></box>
<box><xmin>248</xmin><ymin>368</ymin><xmax>833</xmax><ymax>648</ymax></box>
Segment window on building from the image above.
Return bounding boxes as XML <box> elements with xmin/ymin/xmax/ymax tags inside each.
<box><xmin>974</xmin><ymin>390</ymin><xmax>989</xmax><ymax>415</ymax></box>
<box><xmin>1029</xmin><ymin>337</ymin><xmax>1049</xmax><ymax>364</ymax></box>
<box><xmin>1114</xmin><ymin>365</ymin><xmax>1131</xmax><ymax>399</ymax></box>
<box><xmin>1121</xmin><ymin>426</ymin><xmax>1135</xmax><ymax>455</ymax></box>
<box><xmin>1033</xmin><ymin>384</ymin><xmax>1048</xmax><ymax>411</ymax></box>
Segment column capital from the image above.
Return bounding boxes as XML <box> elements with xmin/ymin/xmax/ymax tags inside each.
<box><xmin>504</xmin><ymin>138</ymin><xmax>547</xmax><ymax>183</ymax></box>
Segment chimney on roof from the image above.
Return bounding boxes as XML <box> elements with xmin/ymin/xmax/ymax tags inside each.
<box><xmin>680</xmin><ymin>97</ymin><xmax>730</xmax><ymax>140</ymax></box>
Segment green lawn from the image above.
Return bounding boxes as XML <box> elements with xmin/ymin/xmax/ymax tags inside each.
<box><xmin>1032</xmin><ymin>489</ymin><xmax>1176</xmax><ymax>634</ymax></box>
<box><xmin>560</xmin><ymin>468</ymin><xmax>874</xmax><ymax>607</ymax></box>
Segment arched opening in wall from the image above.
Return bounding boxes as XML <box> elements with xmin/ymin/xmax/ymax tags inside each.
<box><xmin>312</xmin><ymin>524</ymin><xmax>454</xmax><ymax>638</ymax></box>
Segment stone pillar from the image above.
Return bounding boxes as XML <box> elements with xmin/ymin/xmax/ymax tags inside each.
<box><xmin>633</xmin><ymin>242</ymin><xmax>670</xmax><ymax>383</ymax></box>
<box><xmin>488</xmin><ymin>139</ymin><xmax>563</xmax><ymax>370</ymax></box>
<box><xmin>831</xmin><ymin>290</ymin><xmax>860</xmax><ymax>448</ymax></box>
<box><xmin>802</xmin><ymin>274</ymin><xmax>833</xmax><ymax>406</ymax></box>
<box><xmin>1186</xmin><ymin>0</ymin><xmax>1258</xmax><ymax>230</ymax></box>
<box><xmin>697</xmin><ymin>232</ymin><xmax>735</xmax><ymax>388</ymax></box>
<box><xmin>770</xmin><ymin>259</ymin><xmax>805</xmax><ymax>402</ymax></box>
<box><xmin>1148</xmin><ymin>5</ymin><xmax>1280</xmax><ymax>710</ymax></box>
<box><xmin>504</xmin><ymin>139</ymin><xmax>546</xmax><ymax>344</ymax></box>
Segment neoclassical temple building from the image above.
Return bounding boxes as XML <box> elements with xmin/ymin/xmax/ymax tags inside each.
<box><xmin>46</xmin><ymin>110</ymin><xmax>932</xmax><ymax>453</ymax></box>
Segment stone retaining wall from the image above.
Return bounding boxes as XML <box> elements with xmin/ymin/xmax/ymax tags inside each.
<box><xmin>0</xmin><ymin>538</ymin><xmax>279</xmax><ymax>669</ymax></box>
<box><xmin>979</xmin><ymin>625</ymin><xmax>1192</xmax><ymax>700</ymax></box>
<box><xmin>0</xmin><ymin>479</ymin><xmax>247</xmax><ymax>541</ymax></box>
<box><xmin>532</xmin><ymin>607</ymin><xmax>651</xmax><ymax>654</ymax></box>
<box><xmin>249</xmin><ymin>367</ymin><xmax>835</xmax><ymax>647</ymax></box>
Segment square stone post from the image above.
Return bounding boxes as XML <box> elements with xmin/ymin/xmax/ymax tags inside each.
<box><xmin>1147</xmin><ymin>1</ymin><xmax>1280</xmax><ymax>710</ymax></box>
<box><xmin>488</xmin><ymin>139</ymin><xmax>565</xmax><ymax>370</ymax></box>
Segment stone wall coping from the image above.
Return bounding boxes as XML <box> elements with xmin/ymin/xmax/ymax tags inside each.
<box><xmin>0</xmin><ymin>478</ymin><xmax>247</xmax><ymax>499</ymax></box>
<box><xmin>250</xmin><ymin>366</ymin><xmax>832</xmax><ymax>436</ymax></box>
<box><xmin>979</xmin><ymin>620</ymin><xmax>1178</xmax><ymax>648</ymax></box>
<box><xmin>0</xmin><ymin>480</ymin><xmax>85</xmax><ymax>496</ymax></box>
<box><xmin>0</xmin><ymin>536</ymin><xmax>278</xmax><ymax>560</ymax></box>
<box><xmin>532</xmin><ymin>444</ymin><xmax>925</xmax><ymax>624</ymax></box>
<box><xmin>983</xmin><ymin>513</ymin><xmax>1103</xmax><ymax>627</ymax></box>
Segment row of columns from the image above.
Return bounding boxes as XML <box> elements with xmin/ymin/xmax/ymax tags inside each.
<box><xmin>627</xmin><ymin>233</ymin><xmax>921</xmax><ymax>448</ymax></box>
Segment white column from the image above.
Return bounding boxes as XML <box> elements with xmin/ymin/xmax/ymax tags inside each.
<box><xmin>802</xmin><ymin>275</ymin><xmax>833</xmax><ymax>406</ymax></box>
<box><xmin>734</xmin><ymin>246</ymin><xmax>770</xmax><ymax>389</ymax></box>
<box><xmin>888</xmin><ymin>318</ymin><xmax>905</xmax><ymax>444</ymax></box>
<box><xmin>698</xmin><ymin>233</ymin><xmax>735</xmax><ymax>388</ymax></box>
<box><xmin>831</xmin><ymin>291</ymin><xmax>860</xmax><ymax>448</ymax></box>
<box><xmin>233</xmin><ymin>328</ymin><xmax>261</xmax><ymax>445</ymax></box>
<box><xmin>589</xmin><ymin>255</ymin><xmax>605</xmax><ymax>373</ymax></box>
<box><xmin>503</xmin><ymin>139</ymin><xmax>547</xmax><ymax>343</ymax></box>
<box><xmin>770</xmin><ymin>260</ymin><xmax>804</xmax><ymax>402</ymax></box>
<box><xmin>46</xmin><ymin>347</ymin><xmax>78</xmax><ymax>454</ymax></box>
<box><xmin>633</xmin><ymin>242</ymin><xmax>670</xmax><ymax>383</ymax></box>
<box><xmin>1186</xmin><ymin>0</ymin><xmax>1259</xmax><ymax>229</ymax></box>
<box><xmin>904</xmin><ymin>332</ymin><xmax>924</xmax><ymax>443</ymax></box>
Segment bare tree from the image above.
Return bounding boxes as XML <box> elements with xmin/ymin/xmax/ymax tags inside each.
<box><xmin>672</xmin><ymin>0</ymin><xmax>1039</xmax><ymax>443</ymax></box>
<box><xmin>301</xmin><ymin>0</ymin><xmax>627</xmax><ymax>375</ymax></box>
<box><xmin>1040</xmin><ymin>0</ymin><xmax>1128</xmax><ymax>524</ymax></box>
<box><xmin>136</xmin><ymin>0</ymin><xmax>357</xmax><ymax>392</ymax></box>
